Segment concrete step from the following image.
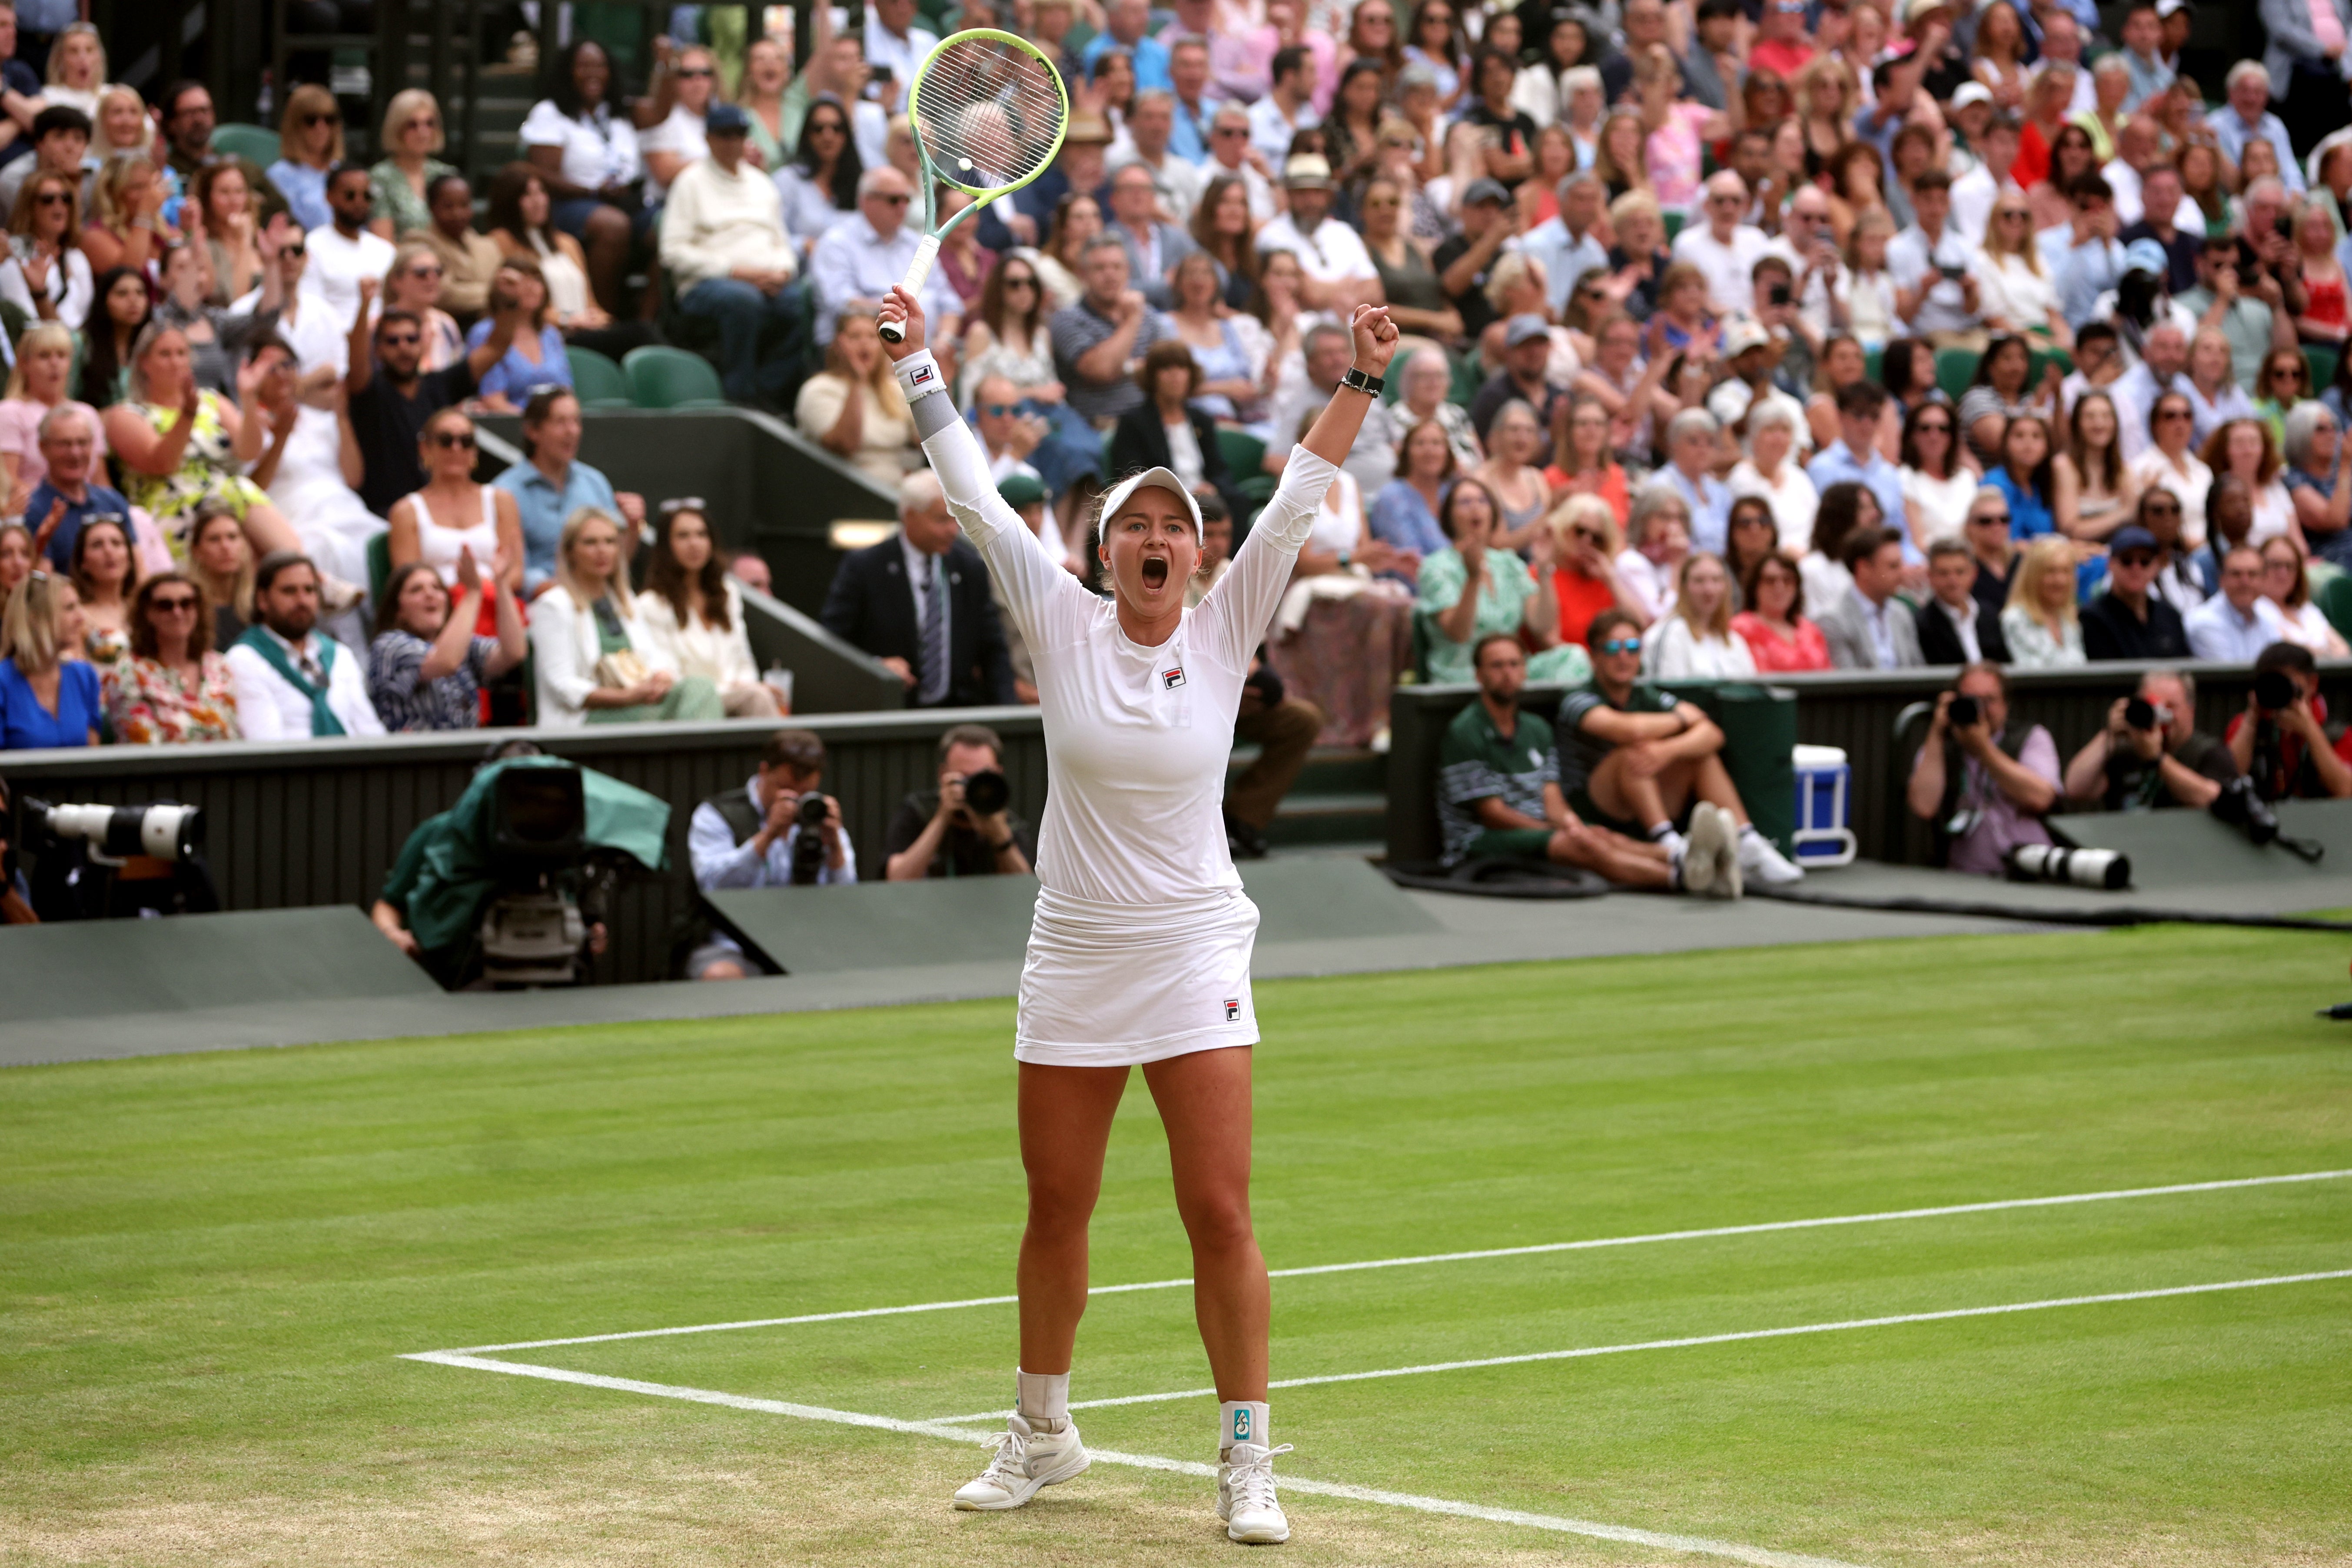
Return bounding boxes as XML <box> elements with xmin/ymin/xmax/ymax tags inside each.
<box><xmin>1265</xmin><ymin>790</ymin><xmax>1387</xmax><ymax>848</ymax></box>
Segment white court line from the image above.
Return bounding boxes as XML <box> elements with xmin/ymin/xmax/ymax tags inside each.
<box><xmin>924</xmin><ymin>1269</ymin><xmax>2352</xmax><ymax>1422</ymax></box>
<box><xmin>446</xmin><ymin>1167</ymin><xmax>2352</xmax><ymax>1354</ymax></box>
<box><xmin>400</xmin><ymin>1349</ymin><xmax>1872</xmax><ymax>1568</ymax></box>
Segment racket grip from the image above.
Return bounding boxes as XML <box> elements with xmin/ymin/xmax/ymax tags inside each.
<box><xmin>877</xmin><ymin>235</ymin><xmax>943</xmax><ymax>344</ymax></box>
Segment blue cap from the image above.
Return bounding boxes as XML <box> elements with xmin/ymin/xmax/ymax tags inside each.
<box><xmin>2109</xmin><ymin>524</ymin><xmax>2159</xmax><ymax>554</ymax></box>
<box><xmin>2123</xmin><ymin>237</ymin><xmax>2169</xmax><ymax>278</ymax></box>
<box><xmin>705</xmin><ymin>102</ymin><xmax>751</xmax><ymax>136</ymax></box>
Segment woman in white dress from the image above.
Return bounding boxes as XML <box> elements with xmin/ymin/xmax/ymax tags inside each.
<box><xmin>1646</xmin><ymin>551</ymin><xmax>1758</xmax><ymax>678</ymax></box>
<box><xmin>2260</xmin><ymin>535</ymin><xmax>2351</xmax><ymax>656</ymax></box>
<box><xmin>878</xmin><ymin>284</ymin><xmax>1403</xmax><ymax>1546</ymax></box>
<box><xmin>1899</xmin><ymin>399</ymin><xmax>1977</xmax><ymax>548</ymax></box>
<box><xmin>2129</xmin><ymin>390</ymin><xmax>2213</xmax><ymax>548</ymax></box>
<box><xmin>635</xmin><ymin>501</ymin><xmax>784</xmax><ymax>716</ymax></box>
<box><xmin>385</xmin><ymin>409</ymin><xmax>526</xmax><ymax>605</ymax></box>
<box><xmin>1727</xmin><ymin>400</ymin><xmax>1818</xmax><ymax>552</ymax></box>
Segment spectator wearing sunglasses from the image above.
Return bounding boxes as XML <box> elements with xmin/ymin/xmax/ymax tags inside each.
<box><xmin>638</xmin><ymin>45</ymin><xmax>719</xmax><ymax>206</ymax></box>
<box><xmin>386</xmin><ymin>409</ymin><xmax>525</xmax><ymax>598</ymax></box>
<box><xmin>2081</xmin><ymin>519</ymin><xmax>2192</xmax><ymax>660</ymax></box>
<box><xmin>2178</xmin><ymin>235</ymin><xmax>2291</xmax><ymax>401</ymax></box>
<box><xmin>344</xmin><ymin>272</ymin><xmax>524</xmax><ymax>520</ymax></box>
<box><xmin>1557</xmin><ymin>607</ymin><xmax>1805</xmax><ymax>892</ymax></box>
<box><xmin>269</xmin><ymin>84</ymin><xmax>345</xmax><ymax>234</ymax></box>
<box><xmin>100</xmin><ymin>571</ymin><xmax>241</xmax><ymax>743</ymax></box>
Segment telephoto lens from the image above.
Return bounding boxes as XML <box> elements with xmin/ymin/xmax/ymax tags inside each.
<box><xmin>2254</xmin><ymin>669</ymin><xmax>2297</xmax><ymax>712</ymax></box>
<box><xmin>961</xmin><ymin>768</ymin><xmax>1011</xmax><ymax>816</ymax></box>
<box><xmin>2006</xmin><ymin>843</ymin><xmax>2132</xmax><ymax>890</ymax></box>
<box><xmin>796</xmin><ymin>791</ymin><xmax>830</xmax><ymax>829</ymax></box>
<box><xmin>789</xmin><ymin>791</ymin><xmax>831</xmax><ymax>884</ymax></box>
<box><xmin>1947</xmin><ymin>694</ymin><xmax>1980</xmax><ymax>728</ymax></box>
<box><xmin>2123</xmin><ymin>696</ymin><xmax>2157</xmax><ymax>730</ymax></box>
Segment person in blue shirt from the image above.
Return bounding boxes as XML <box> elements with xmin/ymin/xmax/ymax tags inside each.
<box><xmin>1370</xmin><ymin>418</ymin><xmax>1455</xmax><ymax>584</ymax></box>
<box><xmin>1986</xmin><ymin>411</ymin><xmax>2060</xmax><ymax>539</ymax></box>
<box><xmin>468</xmin><ymin>257</ymin><xmax>575</xmax><ymax>411</ymax></box>
<box><xmin>0</xmin><ymin>570</ymin><xmax>101</xmax><ymax>748</ymax></box>
<box><xmin>492</xmin><ymin>386</ymin><xmax>641</xmax><ymax>593</ymax></box>
<box><xmin>1081</xmin><ymin>0</ymin><xmax>1173</xmax><ymax>93</ymax></box>
<box><xmin>23</xmin><ymin>405</ymin><xmax>132</xmax><ymax>571</ymax></box>
<box><xmin>1806</xmin><ymin>380</ymin><xmax>1912</xmax><ymax>553</ymax></box>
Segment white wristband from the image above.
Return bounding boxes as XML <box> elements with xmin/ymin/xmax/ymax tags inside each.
<box><xmin>893</xmin><ymin>349</ymin><xmax>947</xmax><ymax>405</ymax></box>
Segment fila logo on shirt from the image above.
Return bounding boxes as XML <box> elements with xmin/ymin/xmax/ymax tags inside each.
<box><xmin>1223</xmin><ymin>998</ymin><xmax>1242</xmax><ymax>1021</ymax></box>
<box><xmin>1162</xmin><ymin>666</ymin><xmax>1187</xmax><ymax>690</ymax></box>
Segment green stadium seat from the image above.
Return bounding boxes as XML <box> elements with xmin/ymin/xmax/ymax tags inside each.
<box><xmin>1663</xmin><ymin>209</ymin><xmax>1685</xmax><ymax>242</ymax></box>
<box><xmin>365</xmin><ymin>529</ymin><xmax>392</xmax><ymax>609</ymax></box>
<box><xmin>209</xmin><ymin>124</ymin><xmax>280</xmax><ymax>166</ymax></box>
<box><xmin>1864</xmin><ymin>347</ymin><xmax>1883</xmax><ymax>385</ymax></box>
<box><xmin>2305</xmin><ymin>345</ymin><xmax>2339</xmax><ymax>398</ymax></box>
<box><xmin>1934</xmin><ymin>346</ymin><xmax>1980</xmax><ymax>403</ymax></box>
<box><xmin>1448</xmin><ymin>347</ymin><xmax>1485</xmax><ymax>408</ymax></box>
<box><xmin>621</xmin><ymin>345</ymin><xmax>728</xmax><ymax>409</ymax></box>
<box><xmin>1218</xmin><ymin>426</ymin><xmax>1276</xmax><ymax>505</ymax></box>
<box><xmin>2028</xmin><ymin>345</ymin><xmax>2074</xmax><ymax>387</ymax></box>
<box><xmin>566</xmin><ymin>345</ymin><xmax>631</xmax><ymax>408</ymax></box>
<box><xmin>2317</xmin><ymin>571</ymin><xmax>2352</xmax><ymax>646</ymax></box>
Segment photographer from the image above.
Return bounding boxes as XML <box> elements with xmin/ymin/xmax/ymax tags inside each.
<box><xmin>884</xmin><ymin>723</ymin><xmax>1036</xmax><ymax>880</ymax></box>
<box><xmin>2222</xmin><ymin>643</ymin><xmax>2352</xmax><ymax>802</ymax></box>
<box><xmin>684</xmin><ymin>728</ymin><xmax>855</xmax><ymax>981</ymax></box>
<box><xmin>1905</xmin><ymin>660</ymin><xmax>2062</xmax><ymax>876</ymax></box>
<box><xmin>2063</xmin><ymin>670</ymin><xmax>2237</xmax><ymax>812</ymax></box>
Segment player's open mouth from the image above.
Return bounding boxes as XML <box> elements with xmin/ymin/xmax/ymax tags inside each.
<box><xmin>1141</xmin><ymin>558</ymin><xmax>1169</xmax><ymax>589</ymax></box>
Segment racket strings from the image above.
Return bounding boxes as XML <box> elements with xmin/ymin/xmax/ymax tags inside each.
<box><xmin>914</xmin><ymin>38</ymin><xmax>1065</xmax><ymax>189</ymax></box>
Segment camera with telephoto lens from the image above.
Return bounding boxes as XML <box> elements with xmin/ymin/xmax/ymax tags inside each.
<box><xmin>2254</xmin><ymin>668</ymin><xmax>2298</xmax><ymax>712</ymax></box>
<box><xmin>960</xmin><ymin>768</ymin><xmax>1010</xmax><ymax>817</ymax></box>
<box><xmin>2123</xmin><ymin>696</ymin><xmax>2171</xmax><ymax>732</ymax></box>
<box><xmin>1947</xmin><ymin>693</ymin><xmax>1980</xmax><ymax>729</ymax></box>
<box><xmin>2006</xmin><ymin>843</ymin><xmax>2132</xmax><ymax>889</ymax></box>
<box><xmin>2209</xmin><ymin>774</ymin><xmax>2325</xmax><ymax>863</ymax></box>
<box><xmin>20</xmin><ymin>799</ymin><xmax>218</xmax><ymax>918</ymax></box>
<box><xmin>789</xmin><ymin>789</ymin><xmax>831</xmax><ymax>885</ymax></box>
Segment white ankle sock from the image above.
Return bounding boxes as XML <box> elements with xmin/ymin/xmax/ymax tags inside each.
<box><xmin>1017</xmin><ymin>1368</ymin><xmax>1069</xmax><ymax>1431</ymax></box>
<box><xmin>1219</xmin><ymin>1400</ymin><xmax>1270</xmax><ymax>1455</ymax></box>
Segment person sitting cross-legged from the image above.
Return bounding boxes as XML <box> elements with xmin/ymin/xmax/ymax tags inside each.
<box><xmin>684</xmin><ymin>727</ymin><xmax>857</xmax><ymax>980</ymax></box>
<box><xmin>1554</xmin><ymin>607</ymin><xmax>1806</xmax><ymax>895</ymax></box>
<box><xmin>1437</xmin><ymin>631</ymin><xmax>1687</xmax><ymax>890</ymax></box>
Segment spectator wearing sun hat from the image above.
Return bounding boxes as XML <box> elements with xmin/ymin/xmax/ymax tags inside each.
<box><xmin>1252</xmin><ymin>153</ymin><xmax>1379</xmax><ymax>314</ymax></box>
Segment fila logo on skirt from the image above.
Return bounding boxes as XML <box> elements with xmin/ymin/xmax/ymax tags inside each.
<box><xmin>1223</xmin><ymin>998</ymin><xmax>1242</xmax><ymax>1021</ymax></box>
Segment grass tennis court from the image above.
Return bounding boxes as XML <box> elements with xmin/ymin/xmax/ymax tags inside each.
<box><xmin>7</xmin><ymin>923</ymin><xmax>2350</xmax><ymax>1566</ymax></box>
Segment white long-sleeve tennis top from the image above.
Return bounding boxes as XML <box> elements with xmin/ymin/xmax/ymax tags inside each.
<box><xmin>912</xmin><ymin>384</ymin><xmax>1334</xmax><ymax>906</ymax></box>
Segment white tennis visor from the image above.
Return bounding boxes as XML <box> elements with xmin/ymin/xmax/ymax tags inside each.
<box><xmin>1096</xmin><ymin>467</ymin><xmax>1203</xmax><ymax>534</ymax></box>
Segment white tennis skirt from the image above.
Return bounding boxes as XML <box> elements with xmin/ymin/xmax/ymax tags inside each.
<box><xmin>1015</xmin><ymin>884</ymin><xmax>1262</xmax><ymax>1067</ymax></box>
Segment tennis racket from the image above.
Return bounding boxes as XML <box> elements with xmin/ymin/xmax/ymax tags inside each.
<box><xmin>875</xmin><ymin>27</ymin><xmax>1070</xmax><ymax>344</ymax></box>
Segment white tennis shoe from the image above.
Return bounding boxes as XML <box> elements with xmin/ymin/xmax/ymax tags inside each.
<box><xmin>1218</xmin><ymin>1440</ymin><xmax>1294</xmax><ymax>1544</ymax></box>
<box><xmin>1738</xmin><ymin>826</ymin><xmax>1806</xmax><ymax>885</ymax></box>
<box><xmin>952</xmin><ymin>1412</ymin><xmax>1089</xmax><ymax>1510</ymax></box>
<box><xmin>1687</xmin><ymin>802</ymin><xmax>1740</xmax><ymax>899</ymax></box>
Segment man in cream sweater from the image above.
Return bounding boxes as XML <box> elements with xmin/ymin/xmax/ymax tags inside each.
<box><xmin>660</xmin><ymin>103</ymin><xmax>808</xmax><ymax>407</ymax></box>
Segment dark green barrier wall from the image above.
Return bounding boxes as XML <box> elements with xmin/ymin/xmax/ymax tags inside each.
<box><xmin>1388</xmin><ymin>660</ymin><xmax>2352</xmax><ymax>865</ymax></box>
<box><xmin>2</xmin><ymin>712</ymin><xmax>1046</xmax><ymax>988</ymax></box>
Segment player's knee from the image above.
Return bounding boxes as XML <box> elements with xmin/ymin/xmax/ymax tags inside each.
<box><xmin>1177</xmin><ymin>1190</ymin><xmax>1256</xmax><ymax>1256</ymax></box>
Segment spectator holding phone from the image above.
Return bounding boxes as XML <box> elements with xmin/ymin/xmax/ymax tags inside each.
<box><xmin>2064</xmin><ymin>668</ymin><xmax>2236</xmax><ymax>811</ymax></box>
<box><xmin>1905</xmin><ymin>660</ymin><xmax>2061</xmax><ymax>876</ymax></box>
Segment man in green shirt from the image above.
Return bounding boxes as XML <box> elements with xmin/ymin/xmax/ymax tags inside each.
<box><xmin>1554</xmin><ymin>609</ymin><xmax>1805</xmax><ymax>894</ymax></box>
<box><xmin>2176</xmin><ymin>231</ymin><xmax>2294</xmax><ymax>394</ymax></box>
<box><xmin>1435</xmin><ymin>634</ymin><xmax>1681</xmax><ymax>888</ymax></box>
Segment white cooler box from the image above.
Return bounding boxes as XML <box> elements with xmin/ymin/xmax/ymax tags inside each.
<box><xmin>1792</xmin><ymin>744</ymin><xmax>1858</xmax><ymax>867</ymax></box>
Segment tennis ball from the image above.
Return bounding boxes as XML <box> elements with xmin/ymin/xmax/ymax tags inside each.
<box><xmin>957</xmin><ymin>156</ymin><xmax>973</xmax><ymax>172</ymax></box>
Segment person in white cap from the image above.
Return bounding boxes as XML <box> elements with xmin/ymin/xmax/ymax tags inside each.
<box><xmin>875</xmin><ymin>279</ymin><xmax>1402</xmax><ymax>1546</ymax></box>
<box><xmin>1253</xmin><ymin>152</ymin><xmax>1380</xmax><ymax>312</ymax></box>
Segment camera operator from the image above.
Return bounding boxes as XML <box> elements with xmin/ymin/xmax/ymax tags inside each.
<box><xmin>1905</xmin><ymin>660</ymin><xmax>2062</xmax><ymax>876</ymax></box>
<box><xmin>2222</xmin><ymin>643</ymin><xmax>2352</xmax><ymax>802</ymax></box>
<box><xmin>2063</xmin><ymin>670</ymin><xmax>2237</xmax><ymax>812</ymax></box>
<box><xmin>884</xmin><ymin>723</ymin><xmax>1035</xmax><ymax>880</ymax></box>
<box><xmin>683</xmin><ymin>728</ymin><xmax>855</xmax><ymax>981</ymax></box>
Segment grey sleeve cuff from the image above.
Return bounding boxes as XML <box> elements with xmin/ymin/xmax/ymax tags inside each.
<box><xmin>911</xmin><ymin>386</ymin><xmax>960</xmax><ymax>440</ymax></box>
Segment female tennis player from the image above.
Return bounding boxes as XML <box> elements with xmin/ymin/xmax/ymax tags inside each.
<box><xmin>877</xmin><ymin>282</ymin><xmax>1398</xmax><ymax>1544</ymax></box>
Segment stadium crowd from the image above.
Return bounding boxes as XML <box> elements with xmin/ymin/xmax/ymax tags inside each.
<box><xmin>0</xmin><ymin>0</ymin><xmax>2347</xmax><ymax>870</ymax></box>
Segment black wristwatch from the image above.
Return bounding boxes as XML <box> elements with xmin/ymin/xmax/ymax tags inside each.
<box><xmin>1339</xmin><ymin>365</ymin><xmax>1385</xmax><ymax>398</ymax></box>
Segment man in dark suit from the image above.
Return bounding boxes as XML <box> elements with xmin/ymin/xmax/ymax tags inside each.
<box><xmin>821</xmin><ymin>471</ymin><xmax>1017</xmax><ymax>708</ymax></box>
<box><xmin>1915</xmin><ymin>538</ymin><xmax>2013</xmax><ymax>666</ymax></box>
